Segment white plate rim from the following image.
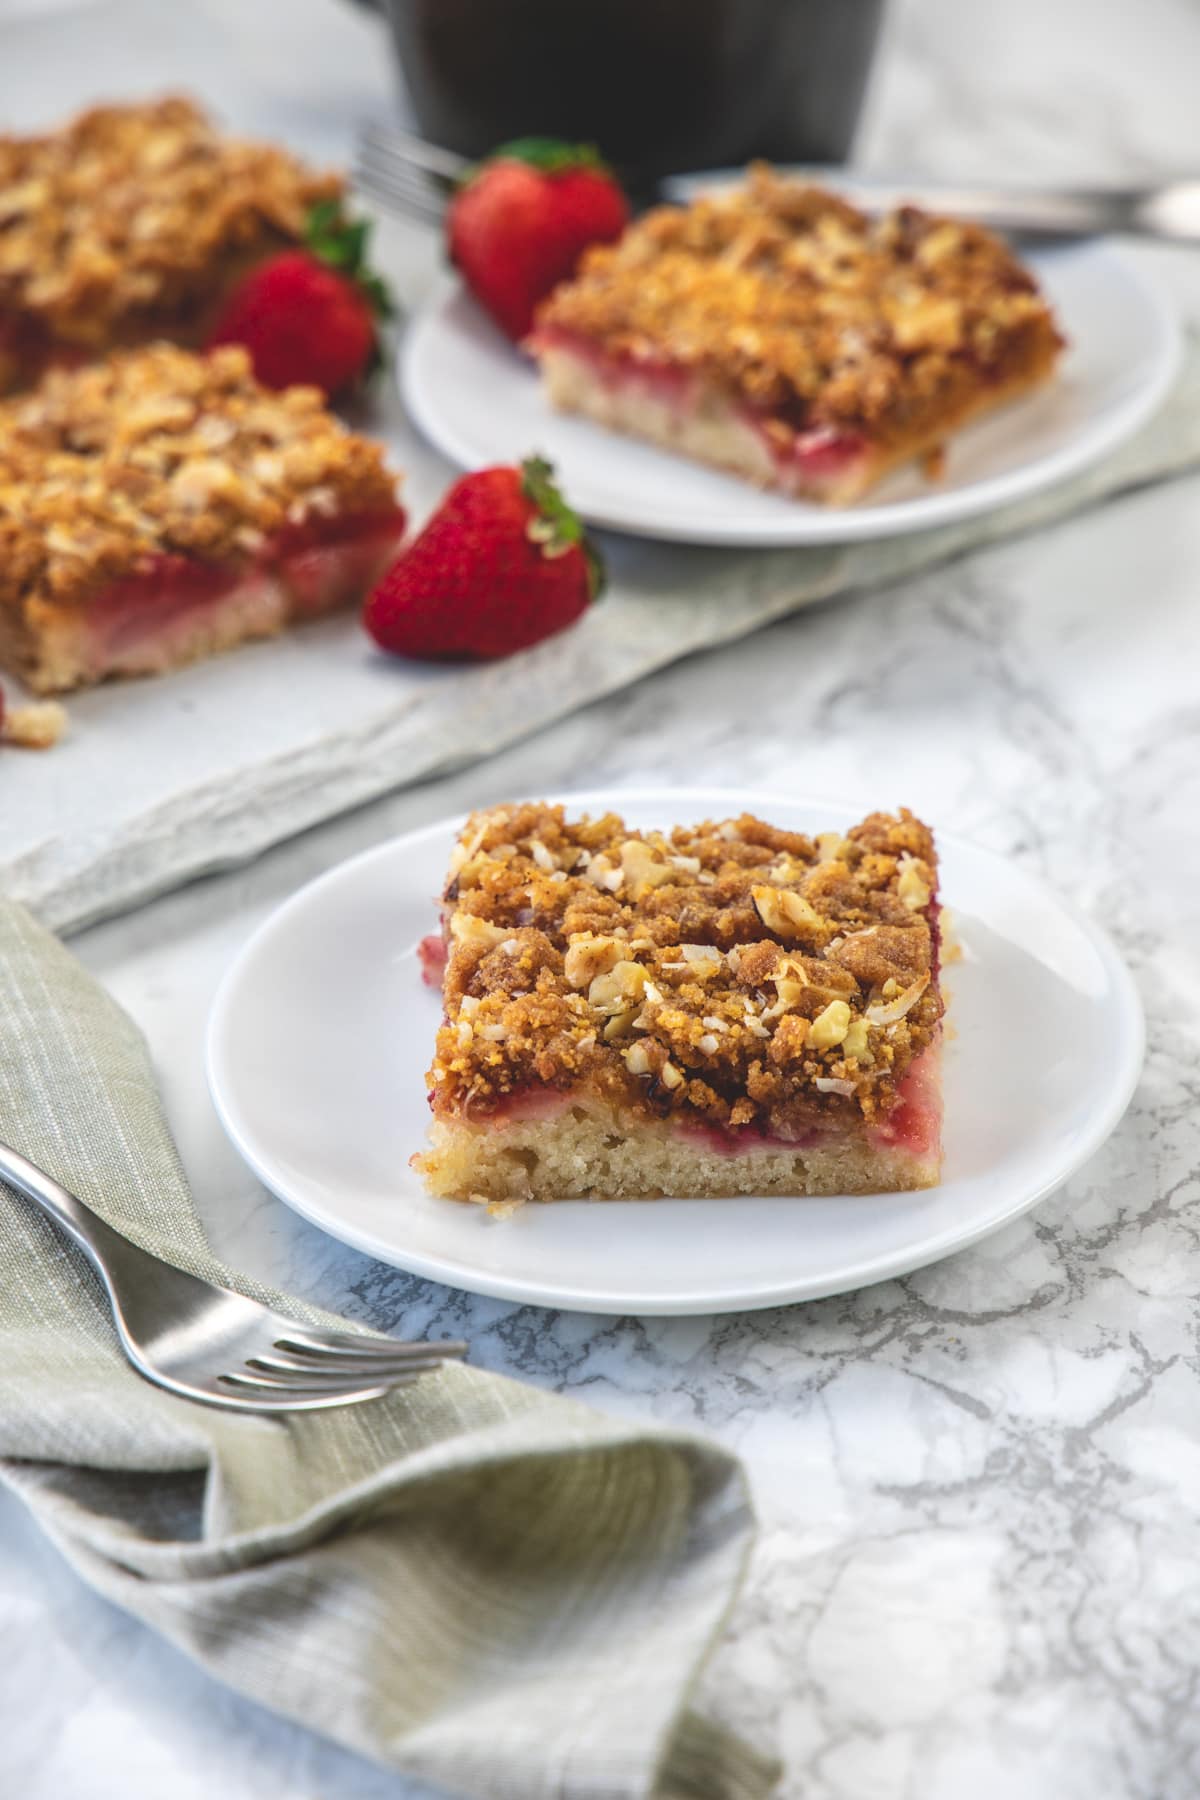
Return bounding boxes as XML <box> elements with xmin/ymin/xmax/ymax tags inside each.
<box><xmin>206</xmin><ymin>787</ymin><xmax>1145</xmax><ymax>1315</ymax></box>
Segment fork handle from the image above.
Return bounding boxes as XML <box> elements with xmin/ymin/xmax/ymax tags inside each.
<box><xmin>0</xmin><ymin>1140</ymin><xmax>129</xmax><ymax>1284</ymax></box>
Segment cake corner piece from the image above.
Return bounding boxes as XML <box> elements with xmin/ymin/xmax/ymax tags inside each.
<box><xmin>415</xmin><ymin>800</ymin><xmax>945</xmax><ymax>1205</ymax></box>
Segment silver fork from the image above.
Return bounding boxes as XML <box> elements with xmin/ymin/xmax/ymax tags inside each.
<box><xmin>0</xmin><ymin>1142</ymin><xmax>467</xmax><ymax>1413</ymax></box>
<box><xmin>354</xmin><ymin>121</ymin><xmax>1200</xmax><ymax>245</ymax></box>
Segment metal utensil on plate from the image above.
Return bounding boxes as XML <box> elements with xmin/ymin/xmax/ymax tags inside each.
<box><xmin>354</xmin><ymin>122</ymin><xmax>1200</xmax><ymax>246</ymax></box>
<box><xmin>0</xmin><ymin>1141</ymin><xmax>466</xmax><ymax>1413</ymax></box>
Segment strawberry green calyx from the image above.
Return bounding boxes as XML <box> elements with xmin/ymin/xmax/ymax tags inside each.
<box><xmin>305</xmin><ymin>198</ymin><xmax>395</xmax><ymax>321</ymax></box>
<box><xmin>466</xmin><ymin>137</ymin><xmax>610</xmax><ymax>185</ymax></box>
<box><xmin>521</xmin><ymin>454</ymin><xmax>605</xmax><ymax>601</ymax></box>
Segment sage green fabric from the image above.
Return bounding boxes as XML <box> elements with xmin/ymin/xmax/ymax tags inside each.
<box><xmin>0</xmin><ymin>898</ymin><xmax>775</xmax><ymax>1799</ymax></box>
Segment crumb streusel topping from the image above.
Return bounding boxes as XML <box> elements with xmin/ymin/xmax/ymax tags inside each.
<box><xmin>0</xmin><ymin>97</ymin><xmax>341</xmax><ymax>345</ymax></box>
<box><xmin>535</xmin><ymin>165</ymin><xmax>1062</xmax><ymax>443</ymax></box>
<box><xmin>0</xmin><ymin>343</ymin><xmax>400</xmax><ymax>609</ymax></box>
<box><xmin>429</xmin><ymin>803</ymin><xmax>943</xmax><ymax>1139</ymax></box>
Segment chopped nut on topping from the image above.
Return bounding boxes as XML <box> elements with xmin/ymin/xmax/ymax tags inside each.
<box><xmin>619</xmin><ymin>837</ymin><xmax>676</xmax><ymax>893</ymax></box>
<box><xmin>897</xmin><ymin>854</ymin><xmax>933</xmax><ymax>911</ymax></box>
<box><xmin>660</xmin><ymin>1060</ymin><xmax>685</xmax><ymax>1089</ymax></box>
<box><xmin>563</xmin><ymin>933</ymin><xmax>622</xmax><ymax>989</ymax></box>
<box><xmin>809</xmin><ymin>999</ymin><xmax>852</xmax><ymax>1050</ymax></box>
<box><xmin>751</xmin><ymin>885</ymin><xmax>825</xmax><ymax>941</ymax></box>
<box><xmin>582</xmin><ymin>852</ymin><xmax>623</xmax><ymax>892</ymax></box>
<box><xmin>603</xmin><ymin>1005</ymin><xmax>641</xmax><ymax>1041</ymax></box>
<box><xmin>842</xmin><ymin>1018</ymin><xmax>871</xmax><ymax>1060</ymax></box>
<box><xmin>624</xmin><ymin>1042</ymin><xmax>653</xmax><ymax>1076</ymax></box>
<box><xmin>450</xmin><ymin>913</ymin><xmax>509</xmax><ymax>952</ymax></box>
<box><xmin>678</xmin><ymin>943</ymin><xmax>723</xmax><ymax>977</ymax></box>
<box><xmin>588</xmin><ymin>960</ymin><xmax>647</xmax><ymax>1014</ymax></box>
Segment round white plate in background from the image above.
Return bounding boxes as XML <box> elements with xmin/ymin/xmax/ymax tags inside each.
<box><xmin>402</xmin><ymin>225</ymin><xmax>1178</xmax><ymax>548</ymax></box>
<box><xmin>207</xmin><ymin>790</ymin><xmax>1144</xmax><ymax>1316</ymax></box>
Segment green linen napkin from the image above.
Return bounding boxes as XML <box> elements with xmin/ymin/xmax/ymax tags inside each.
<box><xmin>0</xmin><ymin>897</ymin><xmax>775</xmax><ymax>1799</ymax></box>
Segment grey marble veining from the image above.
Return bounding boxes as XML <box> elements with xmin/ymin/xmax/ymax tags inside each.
<box><xmin>7</xmin><ymin>0</ymin><xmax>1200</xmax><ymax>1797</ymax></box>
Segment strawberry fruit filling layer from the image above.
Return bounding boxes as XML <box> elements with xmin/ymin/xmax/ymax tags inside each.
<box><xmin>418</xmin><ymin>932</ymin><xmax>449</xmax><ymax>988</ymax></box>
<box><xmin>531</xmin><ymin>326</ymin><xmax>873</xmax><ymax>501</ymax></box>
<box><xmin>449</xmin><ymin>1040</ymin><xmax>941</xmax><ymax>1166</ymax></box>
<box><xmin>59</xmin><ymin>507</ymin><xmax>405</xmax><ymax>684</ymax></box>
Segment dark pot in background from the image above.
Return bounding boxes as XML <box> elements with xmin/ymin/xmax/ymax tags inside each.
<box><xmin>375</xmin><ymin>0</ymin><xmax>886</xmax><ymax>182</ymax></box>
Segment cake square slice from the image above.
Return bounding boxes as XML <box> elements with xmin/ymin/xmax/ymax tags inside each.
<box><xmin>415</xmin><ymin>803</ymin><xmax>945</xmax><ymax>1205</ymax></box>
<box><xmin>0</xmin><ymin>343</ymin><xmax>405</xmax><ymax>693</ymax></box>
<box><xmin>529</xmin><ymin>165</ymin><xmax>1063</xmax><ymax>505</ymax></box>
<box><xmin>0</xmin><ymin>96</ymin><xmax>341</xmax><ymax>396</ymax></box>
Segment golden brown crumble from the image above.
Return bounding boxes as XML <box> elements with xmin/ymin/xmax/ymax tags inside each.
<box><xmin>0</xmin><ymin>97</ymin><xmax>340</xmax><ymax>346</ymax></box>
<box><xmin>0</xmin><ymin>343</ymin><xmax>401</xmax><ymax>611</ymax></box>
<box><xmin>428</xmin><ymin>803</ymin><xmax>944</xmax><ymax>1139</ymax></box>
<box><xmin>1</xmin><ymin>698</ymin><xmax>67</xmax><ymax>748</ymax></box>
<box><xmin>534</xmin><ymin>165</ymin><xmax>1063</xmax><ymax>443</ymax></box>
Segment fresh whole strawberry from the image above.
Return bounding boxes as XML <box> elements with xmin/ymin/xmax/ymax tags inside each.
<box><xmin>363</xmin><ymin>455</ymin><xmax>602</xmax><ymax>660</ymax></box>
<box><xmin>448</xmin><ymin>138</ymin><xmax>629</xmax><ymax>342</ymax></box>
<box><xmin>206</xmin><ymin>200</ymin><xmax>393</xmax><ymax>397</ymax></box>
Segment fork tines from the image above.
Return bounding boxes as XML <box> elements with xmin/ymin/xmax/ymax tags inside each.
<box><xmin>353</xmin><ymin>123</ymin><xmax>468</xmax><ymax>228</ymax></box>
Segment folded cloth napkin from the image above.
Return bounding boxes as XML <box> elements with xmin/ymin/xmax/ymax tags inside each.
<box><xmin>0</xmin><ymin>897</ymin><xmax>775</xmax><ymax>1800</ymax></box>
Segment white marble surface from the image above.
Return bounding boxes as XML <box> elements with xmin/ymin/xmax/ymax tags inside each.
<box><xmin>8</xmin><ymin>0</ymin><xmax>1200</xmax><ymax>1796</ymax></box>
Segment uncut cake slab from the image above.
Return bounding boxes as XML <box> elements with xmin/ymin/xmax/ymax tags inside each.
<box><xmin>206</xmin><ymin>788</ymin><xmax>1144</xmax><ymax>1315</ymax></box>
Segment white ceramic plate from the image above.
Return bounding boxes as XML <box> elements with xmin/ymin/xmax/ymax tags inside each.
<box><xmin>401</xmin><ymin>228</ymin><xmax>1178</xmax><ymax>548</ymax></box>
<box><xmin>207</xmin><ymin>789</ymin><xmax>1144</xmax><ymax>1316</ymax></box>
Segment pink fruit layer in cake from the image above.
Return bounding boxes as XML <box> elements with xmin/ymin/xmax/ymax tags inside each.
<box><xmin>414</xmin><ymin>800</ymin><xmax>946</xmax><ymax>1206</ymax></box>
